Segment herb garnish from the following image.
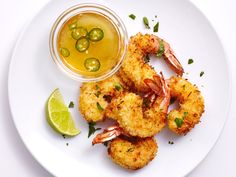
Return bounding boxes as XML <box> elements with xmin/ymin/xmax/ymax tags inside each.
<box><xmin>144</xmin><ymin>55</ymin><xmax>150</xmax><ymax>63</ymax></box>
<box><xmin>143</xmin><ymin>17</ymin><xmax>150</xmax><ymax>29</ymax></box>
<box><xmin>168</xmin><ymin>141</ymin><xmax>174</xmax><ymax>145</ymax></box>
<box><xmin>183</xmin><ymin>112</ymin><xmax>188</xmax><ymax>119</ymax></box>
<box><xmin>129</xmin><ymin>14</ymin><xmax>136</xmax><ymax>20</ymax></box>
<box><xmin>156</xmin><ymin>40</ymin><xmax>165</xmax><ymax>57</ymax></box>
<box><xmin>103</xmin><ymin>141</ymin><xmax>109</xmax><ymax>147</ymax></box>
<box><xmin>96</xmin><ymin>102</ymin><xmax>104</xmax><ymax>111</ymax></box>
<box><xmin>95</xmin><ymin>90</ymin><xmax>101</xmax><ymax>98</ymax></box>
<box><xmin>95</xmin><ymin>84</ymin><xmax>100</xmax><ymax>90</ymax></box>
<box><xmin>153</xmin><ymin>22</ymin><xmax>159</xmax><ymax>32</ymax></box>
<box><xmin>114</xmin><ymin>83</ymin><xmax>123</xmax><ymax>91</ymax></box>
<box><xmin>88</xmin><ymin>122</ymin><xmax>101</xmax><ymax>138</ymax></box>
<box><xmin>143</xmin><ymin>99</ymin><xmax>150</xmax><ymax>108</ymax></box>
<box><xmin>68</xmin><ymin>101</ymin><xmax>74</xmax><ymax>108</ymax></box>
<box><xmin>175</xmin><ymin>118</ymin><xmax>184</xmax><ymax>128</ymax></box>
<box><xmin>200</xmin><ymin>71</ymin><xmax>204</xmax><ymax>77</ymax></box>
<box><xmin>188</xmin><ymin>59</ymin><xmax>194</xmax><ymax>64</ymax></box>
<box><xmin>127</xmin><ymin>147</ymin><xmax>135</xmax><ymax>152</ymax></box>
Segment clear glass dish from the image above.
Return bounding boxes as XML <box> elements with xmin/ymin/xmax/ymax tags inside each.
<box><xmin>49</xmin><ymin>3</ymin><xmax>128</xmax><ymax>82</ymax></box>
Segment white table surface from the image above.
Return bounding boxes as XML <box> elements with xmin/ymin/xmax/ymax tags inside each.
<box><xmin>1</xmin><ymin>0</ymin><xmax>235</xmax><ymax>176</ymax></box>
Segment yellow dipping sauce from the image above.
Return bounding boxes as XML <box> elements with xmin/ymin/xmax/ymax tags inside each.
<box><xmin>57</xmin><ymin>12</ymin><xmax>120</xmax><ymax>77</ymax></box>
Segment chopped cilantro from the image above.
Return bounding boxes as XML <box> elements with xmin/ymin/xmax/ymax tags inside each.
<box><xmin>96</xmin><ymin>102</ymin><xmax>104</xmax><ymax>111</ymax></box>
<box><xmin>175</xmin><ymin>118</ymin><xmax>184</xmax><ymax>128</ymax></box>
<box><xmin>168</xmin><ymin>141</ymin><xmax>174</xmax><ymax>145</ymax></box>
<box><xmin>153</xmin><ymin>22</ymin><xmax>159</xmax><ymax>32</ymax></box>
<box><xmin>95</xmin><ymin>90</ymin><xmax>101</xmax><ymax>98</ymax></box>
<box><xmin>103</xmin><ymin>141</ymin><xmax>109</xmax><ymax>147</ymax></box>
<box><xmin>188</xmin><ymin>59</ymin><xmax>194</xmax><ymax>64</ymax></box>
<box><xmin>68</xmin><ymin>101</ymin><xmax>74</xmax><ymax>108</ymax></box>
<box><xmin>129</xmin><ymin>14</ymin><xmax>136</xmax><ymax>20</ymax></box>
<box><xmin>156</xmin><ymin>40</ymin><xmax>165</xmax><ymax>57</ymax></box>
<box><xmin>143</xmin><ymin>17</ymin><xmax>150</xmax><ymax>29</ymax></box>
<box><xmin>155</xmin><ymin>15</ymin><xmax>157</xmax><ymax>18</ymax></box>
<box><xmin>143</xmin><ymin>99</ymin><xmax>150</xmax><ymax>108</ymax></box>
<box><xmin>200</xmin><ymin>71</ymin><xmax>204</xmax><ymax>77</ymax></box>
<box><xmin>144</xmin><ymin>55</ymin><xmax>150</xmax><ymax>63</ymax></box>
<box><xmin>95</xmin><ymin>85</ymin><xmax>99</xmax><ymax>90</ymax></box>
<box><xmin>88</xmin><ymin>122</ymin><xmax>101</xmax><ymax>138</ymax></box>
<box><xmin>183</xmin><ymin>112</ymin><xmax>188</xmax><ymax>119</ymax></box>
<box><xmin>114</xmin><ymin>83</ymin><xmax>122</xmax><ymax>91</ymax></box>
<box><xmin>127</xmin><ymin>147</ymin><xmax>135</xmax><ymax>152</ymax></box>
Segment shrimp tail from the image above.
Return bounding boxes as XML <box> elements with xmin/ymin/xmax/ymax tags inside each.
<box><xmin>92</xmin><ymin>125</ymin><xmax>123</xmax><ymax>145</ymax></box>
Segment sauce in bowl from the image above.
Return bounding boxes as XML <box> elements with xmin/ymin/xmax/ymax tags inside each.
<box><xmin>58</xmin><ymin>12</ymin><xmax>120</xmax><ymax>76</ymax></box>
<box><xmin>50</xmin><ymin>4</ymin><xmax>128</xmax><ymax>82</ymax></box>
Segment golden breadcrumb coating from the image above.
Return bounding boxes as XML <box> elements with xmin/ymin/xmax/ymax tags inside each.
<box><xmin>167</xmin><ymin>76</ymin><xmax>205</xmax><ymax>135</ymax></box>
<box><xmin>79</xmin><ymin>74</ymin><xmax>125</xmax><ymax>122</ymax></box>
<box><xmin>108</xmin><ymin>137</ymin><xmax>157</xmax><ymax>170</ymax></box>
<box><xmin>105</xmin><ymin>92</ymin><xmax>166</xmax><ymax>137</ymax></box>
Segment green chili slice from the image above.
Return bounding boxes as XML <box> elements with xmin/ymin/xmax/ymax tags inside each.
<box><xmin>84</xmin><ymin>58</ymin><xmax>100</xmax><ymax>72</ymax></box>
<box><xmin>75</xmin><ymin>37</ymin><xmax>90</xmax><ymax>52</ymax></box>
<box><xmin>88</xmin><ymin>28</ymin><xmax>104</xmax><ymax>41</ymax></box>
<box><xmin>71</xmin><ymin>27</ymin><xmax>88</xmax><ymax>40</ymax></box>
<box><xmin>60</xmin><ymin>47</ymin><xmax>70</xmax><ymax>57</ymax></box>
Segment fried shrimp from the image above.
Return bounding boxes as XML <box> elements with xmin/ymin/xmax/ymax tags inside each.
<box><xmin>120</xmin><ymin>33</ymin><xmax>184</xmax><ymax>93</ymax></box>
<box><xmin>108</xmin><ymin>137</ymin><xmax>157</xmax><ymax>170</ymax></box>
<box><xmin>104</xmin><ymin>74</ymin><xmax>170</xmax><ymax>138</ymax></box>
<box><xmin>79</xmin><ymin>74</ymin><xmax>125</xmax><ymax>122</ymax></box>
<box><xmin>92</xmin><ymin>126</ymin><xmax>157</xmax><ymax>170</ymax></box>
<box><xmin>167</xmin><ymin>76</ymin><xmax>205</xmax><ymax>135</ymax></box>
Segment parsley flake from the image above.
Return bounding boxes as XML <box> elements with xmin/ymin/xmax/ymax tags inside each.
<box><xmin>200</xmin><ymin>71</ymin><xmax>204</xmax><ymax>77</ymax></box>
<box><xmin>168</xmin><ymin>141</ymin><xmax>174</xmax><ymax>145</ymax></box>
<box><xmin>153</xmin><ymin>22</ymin><xmax>159</xmax><ymax>32</ymax></box>
<box><xmin>96</xmin><ymin>102</ymin><xmax>104</xmax><ymax>111</ymax></box>
<box><xmin>68</xmin><ymin>101</ymin><xmax>74</xmax><ymax>108</ymax></box>
<box><xmin>103</xmin><ymin>141</ymin><xmax>109</xmax><ymax>147</ymax></box>
<box><xmin>143</xmin><ymin>17</ymin><xmax>150</xmax><ymax>29</ymax></box>
<box><xmin>175</xmin><ymin>118</ymin><xmax>184</xmax><ymax>128</ymax></box>
<box><xmin>156</xmin><ymin>40</ymin><xmax>165</xmax><ymax>57</ymax></box>
<box><xmin>88</xmin><ymin>122</ymin><xmax>101</xmax><ymax>138</ymax></box>
<box><xmin>144</xmin><ymin>55</ymin><xmax>150</xmax><ymax>63</ymax></box>
<box><xmin>114</xmin><ymin>83</ymin><xmax>123</xmax><ymax>91</ymax></box>
<box><xmin>129</xmin><ymin>14</ymin><xmax>136</xmax><ymax>20</ymax></box>
<box><xmin>127</xmin><ymin>147</ymin><xmax>135</xmax><ymax>152</ymax></box>
<box><xmin>188</xmin><ymin>59</ymin><xmax>194</xmax><ymax>64</ymax></box>
<box><xmin>183</xmin><ymin>112</ymin><xmax>188</xmax><ymax>119</ymax></box>
<box><xmin>95</xmin><ymin>90</ymin><xmax>101</xmax><ymax>98</ymax></box>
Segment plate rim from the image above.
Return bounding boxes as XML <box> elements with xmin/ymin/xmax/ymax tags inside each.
<box><xmin>7</xmin><ymin>0</ymin><xmax>232</xmax><ymax>177</ymax></box>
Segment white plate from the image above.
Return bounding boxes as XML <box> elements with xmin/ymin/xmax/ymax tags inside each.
<box><xmin>8</xmin><ymin>0</ymin><xmax>231</xmax><ymax>177</ymax></box>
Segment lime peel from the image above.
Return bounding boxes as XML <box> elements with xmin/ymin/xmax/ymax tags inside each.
<box><xmin>46</xmin><ymin>89</ymin><xmax>80</xmax><ymax>136</ymax></box>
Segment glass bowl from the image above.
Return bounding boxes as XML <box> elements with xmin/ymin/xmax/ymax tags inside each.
<box><xmin>49</xmin><ymin>3</ymin><xmax>128</xmax><ymax>82</ymax></box>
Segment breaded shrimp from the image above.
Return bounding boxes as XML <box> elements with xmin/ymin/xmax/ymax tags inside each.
<box><xmin>108</xmin><ymin>137</ymin><xmax>157</xmax><ymax>170</ymax></box>
<box><xmin>104</xmin><ymin>74</ymin><xmax>170</xmax><ymax>138</ymax></box>
<box><xmin>120</xmin><ymin>33</ymin><xmax>183</xmax><ymax>93</ymax></box>
<box><xmin>79</xmin><ymin>74</ymin><xmax>126</xmax><ymax>122</ymax></box>
<box><xmin>167</xmin><ymin>76</ymin><xmax>205</xmax><ymax>135</ymax></box>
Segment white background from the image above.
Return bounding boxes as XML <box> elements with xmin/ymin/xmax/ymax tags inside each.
<box><xmin>1</xmin><ymin>0</ymin><xmax>235</xmax><ymax>176</ymax></box>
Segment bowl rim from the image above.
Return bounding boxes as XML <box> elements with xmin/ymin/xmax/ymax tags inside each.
<box><xmin>49</xmin><ymin>3</ymin><xmax>128</xmax><ymax>82</ymax></box>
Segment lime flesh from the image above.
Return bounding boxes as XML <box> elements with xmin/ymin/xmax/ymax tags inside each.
<box><xmin>46</xmin><ymin>89</ymin><xmax>80</xmax><ymax>136</ymax></box>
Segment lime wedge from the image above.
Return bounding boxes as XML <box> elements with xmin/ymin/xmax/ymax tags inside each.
<box><xmin>46</xmin><ymin>89</ymin><xmax>80</xmax><ymax>136</ymax></box>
